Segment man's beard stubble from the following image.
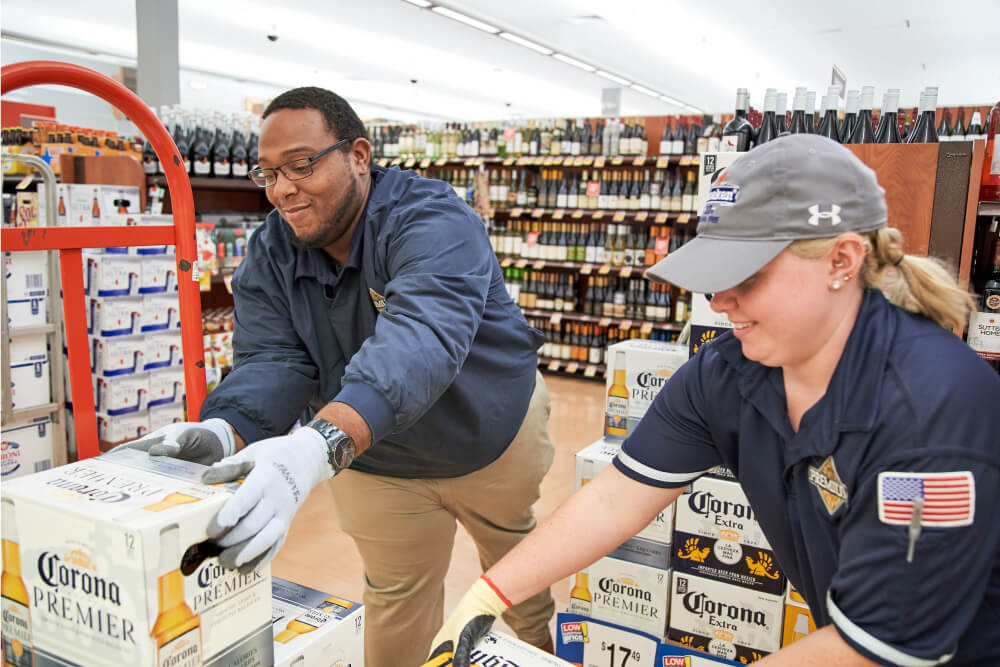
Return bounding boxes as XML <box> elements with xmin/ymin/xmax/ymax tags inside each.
<box><xmin>281</xmin><ymin>175</ymin><xmax>361</xmax><ymax>250</ymax></box>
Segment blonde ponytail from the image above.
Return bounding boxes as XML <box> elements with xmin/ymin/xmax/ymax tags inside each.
<box><xmin>786</xmin><ymin>228</ymin><xmax>975</xmax><ymax>331</ymax></box>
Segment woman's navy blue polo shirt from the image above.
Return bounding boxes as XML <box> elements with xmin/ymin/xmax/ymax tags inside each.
<box><xmin>615</xmin><ymin>289</ymin><xmax>1000</xmax><ymax>666</ymax></box>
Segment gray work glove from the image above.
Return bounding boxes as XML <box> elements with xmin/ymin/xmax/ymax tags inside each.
<box><xmin>119</xmin><ymin>418</ymin><xmax>236</xmax><ymax>465</ymax></box>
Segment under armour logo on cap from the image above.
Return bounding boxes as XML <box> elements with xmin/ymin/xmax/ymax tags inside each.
<box><xmin>807</xmin><ymin>204</ymin><xmax>842</xmax><ymax>226</ymax></box>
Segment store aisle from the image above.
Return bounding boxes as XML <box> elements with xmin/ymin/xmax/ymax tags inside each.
<box><xmin>271</xmin><ymin>373</ymin><xmax>605</xmax><ymax>643</ymax></box>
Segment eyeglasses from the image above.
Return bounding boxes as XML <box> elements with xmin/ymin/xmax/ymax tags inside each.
<box><xmin>248</xmin><ymin>138</ymin><xmax>351</xmax><ymax>188</ymax></box>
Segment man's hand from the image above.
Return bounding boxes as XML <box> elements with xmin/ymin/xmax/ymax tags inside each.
<box><xmin>200</xmin><ymin>427</ymin><xmax>334</xmax><ymax>573</ymax></box>
<box><xmin>429</xmin><ymin>576</ymin><xmax>512</xmax><ymax>667</ymax></box>
<box><xmin>118</xmin><ymin>418</ymin><xmax>236</xmax><ymax>465</ymax></box>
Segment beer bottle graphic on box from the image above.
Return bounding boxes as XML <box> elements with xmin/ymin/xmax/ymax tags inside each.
<box><xmin>274</xmin><ymin>596</ymin><xmax>354</xmax><ymax>644</ymax></box>
<box><xmin>1</xmin><ymin>499</ymin><xmax>33</xmax><ymax>667</ymax></box>
<box><xmin>604</xmin><ymin>349</ymin><xmax>629</xmax><ymax>439</ymax></box>
<box><xmin>151</xmin><ymin>524</ymin><xmax>202</xmax><ymax>667</ymax></box>
<box><xmin>567</xmin><ymin>573</ymin><xmax>592</xmax><ymax>616</ymax></box>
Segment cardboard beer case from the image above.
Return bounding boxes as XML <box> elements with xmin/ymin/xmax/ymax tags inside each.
<box><xmin>0</xmin><ymin>448</ymin><xmax>273</xmax><ymax>667</ymax></box>
<box><xmin>271</xmin><ymin>577</ymin><xmax>364</xmax><ymax>667</ymax></box>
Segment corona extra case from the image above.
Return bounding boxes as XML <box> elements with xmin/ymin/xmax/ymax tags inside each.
<box><xmin>0</xmin><ymin>448</ymin><xmax>273</xmax><ymax>666</ymax></box>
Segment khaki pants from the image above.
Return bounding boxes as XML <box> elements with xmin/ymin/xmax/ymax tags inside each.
<box><xmin>329</xmin><ymin>371</ymin><xmax>555</xmax><ymax>667</ymax></box>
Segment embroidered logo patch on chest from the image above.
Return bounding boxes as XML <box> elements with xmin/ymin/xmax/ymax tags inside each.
<box><xmin>369</xmin><ymin>288</ymin><xmax>386</xmax><ymax>313</ymax></box>
<box><xmin>808</xmin><ymin>456</ymin><xmax>848</xmax><ymax>516</ymax></box>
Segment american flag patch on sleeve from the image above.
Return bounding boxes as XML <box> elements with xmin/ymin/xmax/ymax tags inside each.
<box><xmin>877</xmin><ymin>471</ymin><xmax>975</xmax><ymax>527</ymax></box>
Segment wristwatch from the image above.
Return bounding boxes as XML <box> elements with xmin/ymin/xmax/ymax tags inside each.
<box><xmin>305</xmin><ymin>418</ymin><xmax>357</xmax><ymax>475</ymax></box>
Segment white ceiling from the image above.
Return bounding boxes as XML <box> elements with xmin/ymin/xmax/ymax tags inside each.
<box><xmin>2</xmin><ymin>0</ymin><xmax>998</xmax><ymax>122</ymax></box>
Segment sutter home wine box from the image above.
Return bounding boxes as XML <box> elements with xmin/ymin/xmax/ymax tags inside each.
<box><xmin>668</xmin><ymin>573</ymin><xmax>783</xmax><ymax>664</ymax></box>
<box><xmin>604</xmin><ymin>340</ymin><xmax>688</xmax><ymax>440</ymax></box>
<box><xmin>420</xmin><ymin>629</ymin><xmax>573</xmax><ymax>666</ymax></box>
<box><xmin>271</xmin><ymin>577</ymin><xmax>364</xmax><ymax>667</ymax></box>
<box><xmin>672</xmin><ymin>477</ymin><xmax>786</xmax><ymax>596</ymax></box>
<box><xmin>0</xmin><ymin>448</ymin><xmax>273</xmax><ymax>667</ymax></box>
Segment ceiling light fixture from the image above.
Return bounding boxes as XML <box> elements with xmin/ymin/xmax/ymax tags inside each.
<box><xmin>684</xmin><ymin>104</ymin><xmax>703</xmax><ymax>113</ymax></box>
<box><xmin>630</xmin><ymin>84</ymin><xmax>658</xmax><ymax>97</ymax></box>
<box><xmin>430</xmin><ymin>6</ymin><xmax>500</xmax><ymax>34</ymax></box>
<box><xmin>552</xmin><ymin>53</ymin><xmax>595</xmax><ymax>72</ymax></box>
<box><xmin>659</xmin><ymin>95</ymin><xmax>683</xmax><ymax>106</ymax></box>
<box><xmin>498</xmin><ymin>32</ymin><xmax>554</xmax><ymax>55</ymax></box>
<box><xmin>401</xmin><ymin>0</ymin><xmax>432</xmax><ymax>6</ymax></box>
<box><xmin>595</xmin><ymin>70</ymin><xmax>630</xmax><ymax>86</ymax></box>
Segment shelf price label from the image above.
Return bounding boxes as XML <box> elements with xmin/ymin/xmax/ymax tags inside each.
<box><xmin>632</xmin><ymin>157</ymin><xmax>646</xmax><ymax>167</ymax></box>
<box><xmin>549</xmin><ymin>313</ymin><xmax>562</xmax><ymax>325</ymax></box>
<box><xmin>419</xmin><ymin>159</ymin><xmax>431</xmax><ymax>168</ymax></box>
<box><xmin>635</xmin><ymin>212</ymin><xmax>648</xmax><ymax>222</ymax></box>
<box><xmin>434</xmin><ymin>157</ymin><xmax>448</xmax><ymax>167</ymax></box>
<box><xmin>581</xmin><ymin>157</ymin><xmax>594</xmax><ymax>166</ymax></box>
<box><xmin>677</xmin><ymin>214</ymin><xmax>691</xmax><ymax>223</ymax></box>
<box><xmin>533</xmin><ymin>261</ymin><xmax>546</xmax><ymax>270</ymax></box>
<box><xmin>599</xmin><ymin>317</ymin><xmax>612</xmax><ymax>327</ymax></box>
<box><xmin>566</xmin><ymin>362</ymin><xmax>579</xmax><ymax>374</ymax></box>
<box><xmin>503</xmin><ymin>157</ymin><xmax>517</xmax><ymax>166</ymax></box>
<box><xmin>620</xmin><ymin>267</ymin><xmax>632</xmax><ymax>278</ymax></box>
<box><xmin>656</xmin><ymin>156</ymin><xmax>670</xmax><ymax>169</ymax></box>
<box><xmin>572</xmin><ymin>210</ymin><xmax>585</xmax><ymax>219</ymax></box>
<box><xmin>391</xmin><ymin>158</ymin><xmax>403</xmax><ymax>166</ymax></box>
<box><xmin>515</xmin><ymin>259</ymin><xmax>528</xmax><ymax>269</ymax></box>
<box><xmin>531</xmin><ymin>208</ymin><xmax>545</xmax><ymax>218</ymax></box>
<box><xmin>547</xmin><ymin>360</ymin><xmax>561</xmax><ymax>372</ymax></box>
<box><xmin>598</xmin><ymin>266</ymin><xmax>611</xmax><ymax>275</ymax></box>
<box><xmin>581</xmin><ymin>622</ymin><xmax>656</xmax><ymax>667</ymax></box>
<box><xmin>592</xmin><ymin>211</ymin><xmax>604</xmax><ymax>220</ymax></box>
<box><xmin>610</xmin><ymin>156</ymin><xmax>624</xmax><ymax>166</ymax></box>
<box><xmin>640</xmin><ymin>322</ymin><xmax>654</xmax><ymax>335</ymax></box>
<box><xmin>620</xmin><ymin>320</ymin><xmax>633</xmax><ymax>331</ymax></box>
<box><xmin>404</xmin><ymin>158</ymin><xmax>416</xmax><ymax>168</ymax></box>
<box><xmin>654</xmin><ymin>213</ymin><xmax>668</xmax><ymax>223</ymax></box>
<box><xmin>500</xmin><ymin>259</ymin><xmax>512</xmax><ymax>268</ymax></box>
<box><xmin>679</xmin><ymin>156</ymin><xmax>693</xmax><ymax>166</ymax></box>
<box><xmin>613</xmin><ymin>211</ymin><xmax>626</xmax><ymax>222</ymax></box>
<box><xmin>584</xmin><ymin>365</ymin><xmax>598</xmax><ymax>378</ymax></box>
<box><xmin>579</xmin><ymin>264</ymin><xmax>593</xmax><ymax>275</ymax></box>
<box><xmin>510</xmin><ymin>208</ymin><xmax>523</xmax><ymax>218</ymax></box>
<box><xmin>553</xmin><ymin>209</ymin><xmax>565</xmax><ymax>220</ymax></box>
<box><xmin>594</xmin><ymin>157</ymin><xmax>606</xmax><ymax>169</ymax></box>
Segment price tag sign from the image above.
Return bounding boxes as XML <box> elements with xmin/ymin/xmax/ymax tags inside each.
<box><xmin>592</xmin><ymin>211</ymin><xmax>604</xmax><ymax>220</ymax></box>
<box><xmin>503</xmin><ymin>157</ymin><xmax>516</xmax><ymax>166</ymax></box>
<box><xmin>532</xmin><ymin>208</ymin><xmax>545</xmax><ymax>218</ymax></box>
<box><xmin>656</xmin><ymin>156</ymin><xmax>670</xmax><ymax>169</ymax></box>
<box><xmin>584</xmin><ymin>365</ymin><xmax>598</xmax><ymax>378</ymax></box>
<box><xmin>547</xmin><ymin>360</ymin><xmax>561</xmax><ymax>372</ymax></box>
<box><xmin>553</xmin><ymin>209</ymin><xmax>565</xmax><ymax>220</ymax></box>
<box><xmin>612</xmin><ymin>211</ymin><xmax>626</xmax><ymax>222</ymax></box>
<box><xmin>566</xmin><ymin>362</ymin><xmax>579</xmax><ymax>374</ymax></box>
<box><xmin>533</xmin><ymin>261</ymin><xmax>546</xmax><ymax>270</ymax></box>
<box><xmin>635</xmin><ymin>212</ymin><xmax>648</xmax><ymax>222</ymax></box>
<box><xmin>515</xmin><ymin>259</ymin><xmax>528</xmax><ymax>269</ymax></box>
<box><xmin>511</xmin><ymin>208</ymin><xmax>523</xmax><ymax>218</ymax></box>
<box><xmin>419</xmin><ymin>159</ymin><xmax>431</xmax><ymax>168</ymax></box>
<box><xmin>552</xmin><ymin>157</ymin><xmax>564</xmax><ymax>166</ymax></box>
<box><xmin>611</xmin><ymin>157</ymin><xmax>624</xmax><ymax>166</ymax></box>
<box><xmin>598</xmin><ymin>266</ymin><xmax>611</xmax><ymax>275</ymax></box>
<box><xmin>599</xmin><ymin>317</ymin><xmax>612</xmax><ymax>327</ymax></box>
<box><xmin>580</xmin><ymin>264</ymin><xmax>593</xmax><ymax>275</ymax></box>
<box><xmin>620</xmin><ymin>320</ymin><xmax>633</xmax><ymax>331</ymax></box>
<box><xmin>391</xmin><ymin>158</ymin><xmax>403</xmax><ymax>166</ymax></box>
<box><xmin>641</xmin><ymin>322</ymin><xmax>654</xmax><ymax>335</ymax></box>
<box><xmin>678</xmin><ymin>214</ymin><xmax>690</xmax><ymax>223</ymax></box>
<box><xmin>500</xmin><ymin>259</ymin><xmax>512</xmax><ymax>268</ymax></box>
<box><xmin>632</xmin><ymin>157</ymin><xmax>646</xmax><ymax>167</ymax></box>
<box><xmin>680</xmin><ymin>156</ymin><xmax>695</xmax><ymax>166</ymax></box>
<box><xmin>572</xmin><ymin>210</ymin><xmax>585</xmax><ymax>219</ymax></box>
<box><xmin>549</xmin><ymin>313</ymin><xmax>562</xmax><ymax>325</ymax></box>
<box><xmin>654</xmin><ymin>213</ymin><xmax>668</xmax><ymax>223</ymax></box>
<box><xmin>404</xmin><ymin>158</ymin><xmax>416</xmax><ymax>168</ymax></box>
<box><xmin>620</xmin><ymin>267</ymin><xmax>632</xmax><ymax>278</ymax></box>
<box><xmin>581</xmin><ymin>621</ymin><xmax>657</xmax><ymax>667</ymax></box>
<box><xmin>517</xmin><ymin>157</ymin><xmax>529</xmax><ymax>166</ymax></box>
<box><xmin>594</xmin><ymin>157</ymin><xmax>606</xmax><ymax>169</ymax></box>
<box><xmin>435</xmin><ymin>157</ymin><xmax>448</xmax><ymax>167</ymax></box>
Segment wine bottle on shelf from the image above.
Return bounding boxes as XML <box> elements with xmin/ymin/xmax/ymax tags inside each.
<box><xmin>839</xmin><ymin>90</ymin><xmax>859</xmax><ymax>142</ymax></box>
<box><xmin>875</xmin><ymin>89</ymin><xmax>902</xmax><ymax>144</ymax></box>
<box><xmin>816</xmin><ymin>87</ymin><xmax>842</xmax><ymax>142</ymax></box>
<box><xmin>720</xmin><ymin>89</ymin><xmax>754</xmax><ymax>152</ymax></box>
<box><xmin>848</xmin><ymin>86</ymin><xmax>877</xmax><ymax>144</ymax></box>
<box><xmin>874</xmin><ymin>91</ymin><xmax>888</xmax><ymax>141</ymax></box>
<box><xmin>788</xmin><ymin>87</ymin><xmax>810</xmax><ymax>135</ymax></box>
<box><xmin>775</xmin><ymin>93</ymin><xmax>788</xmax><ymax>134</ymax></box>
<box><xmin>756</xmin><ymin>88</ymin><xmax>780</xmax><ymax>146</ymax></box>
<box><xmin>979</xmin><ymin>100</ymin><xmax>1000</xmax><ymax>202</ymax></box>
<box><xmin>671</xmin><ymin>120</ymin><xmax>686</xmax><ymax>155</ymax></box>
<box><xmin>936</xmin><ymin>108</ymin><xmax>953</xmax><ymax>141</ymax></box>
<box><xmin>952</xmin><ymin>107</ymin><xmax>967</xmax><ymax>141</ymax></box>
<box><xmin>659</xmin><ymin>122</ymin><xmax>671</xmax><ymax>156</ymax></box>
<box><xmin>211</xmin><ymin>113</ymin><xmax>231</xmax><ymax>178</ymax></box>
<box><xmin>230</xmin><ymin>114</ymin><xmax>249</xmax><ymax>178</ymax></box>
<box><xmin>805</xmin><ymin>90</ymin><xmax>817</xmax><ymax>133</ymax></box>
<box><xmin>906</xmin><ymin>87</ymin><xmax>939</xmax><ymax>144</ymax></box>
<box><xmin>967</xmin><ymin>110</ymin><xmax>986</xmax><ymax>141</ymax></box>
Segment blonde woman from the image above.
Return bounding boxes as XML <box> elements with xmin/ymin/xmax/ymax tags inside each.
<box><xmin>432</xmin><ymin>134</ymin><xmax>999</xmax><ymax>667</ymax></box>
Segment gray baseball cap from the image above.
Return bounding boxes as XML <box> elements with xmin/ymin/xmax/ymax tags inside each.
<box><xmin>647</xmin><ymin>134</ymin><xmax>887</xmax><ymax>293</ymax></box>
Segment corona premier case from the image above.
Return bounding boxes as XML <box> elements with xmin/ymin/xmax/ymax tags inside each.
<box><xmin>420</xmin><ymin>629</ymin><xmax>573</xmax><ymax>666</ymax></box>
<box><xmin>0</xmin><ymin>448</ymin><xmax>273</xmax><ymax>667</ymax></box>
<box><xmin>603</xmin><ymin>340</ymin><xmax>688</xmax><ymax>440</ymax></box>
<box><xmin>271</xmin><ymin>577</ymin><xmax>364</xmax><ymax>667</ymax></box>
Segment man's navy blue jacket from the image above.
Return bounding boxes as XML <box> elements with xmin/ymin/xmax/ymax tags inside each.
<box><xmin>201</xmin><ymin>164</ymin><xmax>543</xmax><ymax>478</ymax></box>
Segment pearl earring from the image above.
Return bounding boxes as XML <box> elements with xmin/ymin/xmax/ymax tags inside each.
<box><xmin>831</xmin><ymin>279</ymin><xmax>842</xmax><ymax>290</ymax></box>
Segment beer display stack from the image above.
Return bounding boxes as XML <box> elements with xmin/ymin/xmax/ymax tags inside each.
<box><xmin>556</xmin><ymin>291</ymin><xmax>819</xmax><ymax>665</ymax></box>
<box><xmin>39</xmin><ymin>183</ymin><xmax>187</xmax><ymax>448</ymax></box>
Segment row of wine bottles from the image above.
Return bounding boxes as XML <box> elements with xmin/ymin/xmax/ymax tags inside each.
<box><xmin>526</xmin><ymin>316</ymin><xmax>676</xmax><ymax>368</ymax></box>
<box><xmin>504</xmin><ymin>268</ymin><xmax>691</xmax><ymax>324</ymax></box>
<box><xmin>490</xmin><ymin>221</ymin><xmax>692</xmax><ymax>267</ymax></box>
<box><xmin>141</xmin><ymin>106</ymin><xmax>259</xmax><ymax>179</ymax></box>
<box><xmin>432</xmin><ymin>167</ymin><xmax>698</xmax><ymax>212</ymax></box>
<box><xmin>721</xmin><ymin>85</ymin><xmax>990</xmax><ymax>150</ymax></box>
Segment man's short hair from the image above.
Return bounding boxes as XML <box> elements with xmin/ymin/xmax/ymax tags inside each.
<box><xmin>263</xmin><ymin>86</ymin><xmax>368</xmax><ymax>143</ymax></box>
